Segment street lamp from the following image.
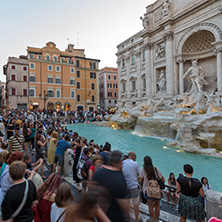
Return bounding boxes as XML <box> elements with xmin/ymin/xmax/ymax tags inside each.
<box><xmin>39</xmin><ymin>90</ymin><xmax>48</xmax><ymax>111</ymax></box>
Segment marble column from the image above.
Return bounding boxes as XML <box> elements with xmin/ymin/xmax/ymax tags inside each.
<box><xmin>145</xmin><ymin>43</ymin><xmax>152</xmax><ymax>96</ymax></box>
<box><xmin>178</xmin><ymin>59</ymin><xmax>184</xmax><ymax>94</ymax></box>
<box><xmin>126</xmin><ymin>55</ymin><xmax>131</xmax><ymax>106</ymax></box>
<box><xmin>117</xmin><ymin>60</ymin><xmax>122</xmax><ymax>105</ymax></box>
<box><xmin>215</xmin><ymin>47</ymin><xmax>222</xmax><ymax>93</ymax></box>
<box><xmin>164</xmin><ymin>32</ymin><xmax>174</xmax><ymax>95</ymax></box>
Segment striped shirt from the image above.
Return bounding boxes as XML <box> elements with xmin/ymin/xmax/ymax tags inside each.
<box><xmin>9</xmin><ymin>135</ymin><xmax>24</xmax><ymax>152</ymax></box>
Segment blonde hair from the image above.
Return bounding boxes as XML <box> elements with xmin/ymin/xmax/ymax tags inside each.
<box><xmin>0</xmin><ymin>150</ymin><xmax>9</xmax><ymax>163</ymax></box>
<box><xmin>52</xmin><ymin>131</ymin><xmax>58</xmax><ymax>139</ymax></box>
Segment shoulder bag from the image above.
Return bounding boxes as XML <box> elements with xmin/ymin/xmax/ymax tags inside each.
<box><xmin>155</xmin><ymin>167</ymin><xmax>165</xmax><ymax>190</ymax></box>
<box><xmin>10</xmin><ymin>180</ymin><xmax>29</xmax><ymax>219</ymax></box>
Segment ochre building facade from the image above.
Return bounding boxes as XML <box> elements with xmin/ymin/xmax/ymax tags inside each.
<box><xmin>27</xmin><ymin>42</ymin><xmax>100</xmax><ymax>111</ymax></box>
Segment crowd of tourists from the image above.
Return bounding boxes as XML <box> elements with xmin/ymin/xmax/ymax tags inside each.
<box><xmin>0</xmin><ymin>108</ymin><xmax>219</xmax><ymax>222</ymax></box>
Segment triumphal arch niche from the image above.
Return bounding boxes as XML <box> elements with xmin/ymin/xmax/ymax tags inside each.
<box><xmin>176</xmin><ymin>22</ymin><xmax>222</xmax><ymax>95</ymax></box>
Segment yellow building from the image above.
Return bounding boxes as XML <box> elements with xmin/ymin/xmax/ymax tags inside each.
<box><xmin>27</xmin><ymin>42</ymin><xmax>100</xmax><ymax>111</ymax></box>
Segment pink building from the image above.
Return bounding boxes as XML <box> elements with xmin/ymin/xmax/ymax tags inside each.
<box><xmin>99</xmin><ymin>67</ymin><xmax>118</xmax><ymax>110</ymax></box>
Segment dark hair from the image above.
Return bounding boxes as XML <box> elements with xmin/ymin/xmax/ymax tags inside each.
<box><xmin>143</xmin><ymin>156</ymin><xmax>153</xmax><ymax>168</ymax></box>
<box><xmin>109</xmin><ymin>150</ymin><xmax>122</xmax><ymax>166</ymax></box>
<box><xmin>183</xmin><ymin>164</ymin><xmax>193</xmax><ymax>174</ymax></box>
<box><xmin>201</xmin><ymin>177</ymin><xmax>208</xmax><ymax>184</ymax></box>
<box><xmin>23</xmin><ymin>154</ymin><xmax>31</xmax><ymax>162</ymax></box>
<box><xmin>35</xmin><ymin>133</ymin><xmax>42</xmax><ymax>141</ymax></box>
<box><xmin>103</xmin><ymin>142</ymin><xmax>111</xmax><ymax>152</ymax></box>
<box><xmin>169</xmin><ymin>172</ymin><xmax>176</xmax><ymax>185</ymax></box>
<box><xmin>83</xmin><ymin>148</ymin><xmax>89</xmax><ymax>156</ymax></box>
<box><xmin>65</xmin><ymin>135</ymin><xmax>70</xmax><ymax>141</ymax></box>
<box><xmin>146</xmin><ymin>165</ymin><xmax>157</xmax><ymax>181</ymax></box>
<box><xmin>2</xmin><ymin>142</ymin><xmax>8</xmax><ymax>149</ymax></box>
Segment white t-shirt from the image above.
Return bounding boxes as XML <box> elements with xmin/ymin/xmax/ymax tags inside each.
<box><xmin>203</xmin><ymin>184</ymin><xmax>211</xmax><ymax>195</ymax></box>
<box><xmin>122</xmin><ymin>159</ymin><xmax>140</xmax><ymax>190</ymax></box>
<box><xmin>51</xmin><ymin>203</ymin><xmax>67</xmax><ymax>222</ymax></box>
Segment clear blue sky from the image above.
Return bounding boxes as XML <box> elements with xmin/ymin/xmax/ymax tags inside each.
<box><xmin>0</xmin><ymin>0</ymin><xmax>155</xmax><ymax>81</ymax></box>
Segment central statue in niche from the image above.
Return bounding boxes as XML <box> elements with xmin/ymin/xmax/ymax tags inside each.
<box><xmin>183</xmin><ymin>60</ymin><xmax>208</xmax><ymax>93</ymax></box>
<box><xmin>157</xmin><ymin>70</ymin><xmax>166</xmax><ymax>93</ymax></box>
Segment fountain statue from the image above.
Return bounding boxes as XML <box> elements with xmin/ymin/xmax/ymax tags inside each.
<box><xmin>157</xmin><ymin>70</ymin><xmax>166</xmax><ymax>93</ymax></box>
<box><xmin>183</xmin><ymin>60</ymin><xmax>208</xmax><ymax>93</ymax></box>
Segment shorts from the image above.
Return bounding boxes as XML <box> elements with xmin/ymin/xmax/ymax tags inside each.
<box><xmin>36</xmin><ymin>153</ymin><xmax>43</xmax><ymax>161</ymax></box>
<box><xmin>24</xmin><ymin>136</ymin><xmax>31</xmax><ymax>142</ymax></box>
<box><xmin>54</xmin><ymin>154</ymin><xmax>64</xmax><ymax>166</ymax></box>
<box><xmin>144</xmin><ymin>192</ymin><xmax>161</xmax><ymax>201</ymax></box>
<box><xmin>127</xmin><ymin>187</ymin><xmax>140</xmax><ymax>205</ymax></box>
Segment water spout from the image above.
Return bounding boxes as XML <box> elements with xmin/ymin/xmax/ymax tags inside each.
<box><xmin>175</xmin><ymin>130</ymin><xmax>180</xmax><ymax>142</ymax></box>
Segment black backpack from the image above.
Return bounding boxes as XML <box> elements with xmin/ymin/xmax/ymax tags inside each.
<box><xmin>77</xmin><ymin>157</ymin><xmax>89</xmax><ymax>180</ymax></box>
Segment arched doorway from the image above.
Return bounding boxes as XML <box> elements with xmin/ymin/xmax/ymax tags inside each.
<box><xmin>55</xmin><ymin>102</ymin><xmax>61</xmax><ymax>111</ymax></box>
<box><xmin>77</xmin><ymin>105</ymin><xmax>84</xmax><ymax>112</ymax></box>
<box><xmin>47</xmin><ymin>102</ymin><xmax>54</xmax><ymax>110</ymax></box>
<box><xmin>64</xmin><ymin>103</ymin><xmax>71</xmax><ymax>111</ymax></box>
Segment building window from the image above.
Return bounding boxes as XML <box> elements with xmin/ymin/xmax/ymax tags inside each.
<box><xmin>122</xmin><ymin>59</ymin><xmax>125</xmax><ymax>68</ymax></box>
<box><xmin>131</xmin><ymin>39</ymin><xmax>134</xmax><ymax>44</ymax></box>
<box><xmin>23</xmin><ymin>66</ymin><xmax>28</xmax><ymax>71</ymax></box>
<box><xmin>90</xmin><ymin>72</ymin><xmax>96</xmax><ymax>79</ymax></box>
<box><xmin>45</xmin><ymin>55</ymin><xmax>50</xmax><ymax>61</ymax></box>
<box><xmin>91</xmin><ymin>95</ymin><xmax>95</xmax><ymax>102</ymax></box>
<box><xmin>11</xmin><ymin>88</ymin><xmax>16</xmax><ymax>95</ymax></box>
<box><xmin>56</xmin><ymin>78</ymin><xmax>61</xmax><ymax>84</ymax></box>
<box><xmin>115</xmin><ymin>100</ymin><xmax>117</xmax><ymax>104</ymax></box>
<box><xmin>56</xmin><ymin>66</ymin><xmax>60</xmax><ymax>72</ymax></box>
<box><xmin>70</xmin><ymin>68</ymin><xmax>75</xmax><ymax>73</ymax></box>
<box><xmin>11</xmin><ymin>65</ymin><xmax>16</xmax><ymax>70</ymax></box>
<box><xmin>23</xmin><ymin>89</ymin><xmax>27</xmax><ymax>96</ymax></box>
<box><xmin>91</xmin><ymin>83</ymin><xmax>95</xmax><ymax>90</ymax></box>
<box><xmin>11</xmin><ymin>74</ymin><xmax>16</xmax><ymax>81</ymax></box>
<box><xmin>143</xmin><ymin>78</ymin><xmax>146</xmax><ymax>89</ymax></box>
<box><xmin>108</xmin><ymin>75</ymin><xmax>111</xmax><ymax>80</ymax></box>
<box><xmin>47</xmin><ymin>90</ymin><xmax>54</xmax><ymax>97</ymax></box>
<box><xmin>48</xmin><ymin>77</ymin><xmax>53</xmax><ymax>84</ymax></box>
<box><xmin>113</xmin><ymin>83</ymin><xmax>118</xmax><ymax>88</ymax></box>
<box><xmin>131</xmin><ymin>54</ymin><xmax>135</xmax><ymax>64</ymax></box>
<box><xmin>48</xmin><ymin>65</ymin><xmax>53</xmax><ymax>71</ymax></box>
<box><xmin>114</xmin><ymin>76</ymin><xmax>116</xmax><ymax>80</ymax></box>
<box><xmin>114</xmin><ymin>91</ymin><xmax>117</xmax><ymax>97</ymax></box>
<box><xmin>56</xmin><ymin>90</ymin><xmax>61</xmax><ymax>98</ymax></box>
<box><xmin>30</xmin><ymin>54</ymin><xmax>34</xmax><ymax>59</ymax></box>
<box><xmin>109</xmin><ymin>100</ymin><xmax>111</xmax><ymax>103</ymax></box>
<box><xmin>108</xmin><ymin>92</ymin><xmax>112</xmax><ymax>97</ymax></box>
<box><xmin>76</xmin><ymin>60</ymin><xmax>80</xmax><ymax>67</ymax></box>
<box><xmin>23</xmin><ymin>76</ymin><xmax>27</xmax><ymax>82</ymax></box>
<box><xmin>132</xmin><ymin>81</ymin><xmax>136</xmax><ymax>90</ymax></box>
<box><xmin>123</xmin><ymin>82</ymin><xmax>126</xmax><ymax>91</ymax></box>
<box><xmin>53</xmin><ymin>55</ymin><xmax>58</xmax><ymax>62</ymax></box>
<box><xmin>29</xmin><ymin>89</ymin><xmax>35</xmax><ymax>97</ymax></box>
<box><xmin>30</xmin><ymin>63</ymin><xmax>35</xmax><ymax>69</ymax></box>
<box><xmin>60</xmin><ymin>57</ymin><xmax>65</xmax><ymax>62</ymax></box>
<box><xmin>71</xmin><ymin>91</ymin><xmax>75</xmax><ymax>98</ymax></box>
<box><xmin>77</xmin><ymin>94</ymin><xmax>80</xmax><ymax>102</ymax></box>
<box><xmin>107</xmin><ymin>83</ymin><xmax>112</xmax><ymax>88</ymax></box>
<box><xmin>37</xmin><ymin>55</ymin><xmax>42</xmax><ymax>60</ymax></box>
<box><xmin>101</xmin><ymin>84</ymin><xmax>103</xmax><ymax>89</ymax></box>
<box><xmin>70</xmin><ymin>79</ymin><xmax>75</xmax><ymax>85</ymax></box>
<box><xmin>76</xmin><ymin>70</ymin><xmax>80</xmax><ymax>77</ymax></box>
<box><xmin>90</xmin><ymin>62</ymin><xmax>96</xmax><ymax>69</ymax></box>
<box><xmin>29</xmin><ymin>75</ymin><xmax>36</xmax><ymax>83</ymax></box>
<box><xmin>77</xmin><ymin>82</ymin><xmax>80</xmax><ymax>89</ymax></box>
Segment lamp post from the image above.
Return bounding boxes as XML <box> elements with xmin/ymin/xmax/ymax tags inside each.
<box><xmin>39</xmin><ymin>90</ymin><xmax>48</xmax><ymax>111</ymax></box>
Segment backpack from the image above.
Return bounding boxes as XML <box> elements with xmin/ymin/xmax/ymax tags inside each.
<box><xmin>77</xmin><ymin>157</ymin><xmax>89</xmax><ymax>180</ymax></box>
<box><xmin>146</xmin><ymin>179</ymin><xmax>161</xmax><ymax>199</ymax></box>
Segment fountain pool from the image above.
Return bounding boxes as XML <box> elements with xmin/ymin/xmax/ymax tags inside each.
<box><xmin>67</xmin><ymin>124</ymin><xmax>222</xmax><ymax>192</ymax></box>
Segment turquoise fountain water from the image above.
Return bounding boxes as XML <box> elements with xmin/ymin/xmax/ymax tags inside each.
<box><xmin>67</xmin><ymin>124</ymin><xmax>222</xmax><ymax>192</ymax></box>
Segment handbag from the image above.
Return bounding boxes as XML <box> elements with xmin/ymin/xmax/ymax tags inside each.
<box><xmin>10</xmin><ymin>180</ymin><xmax>29</xmax><ymax>219</ymax></box>
<box><xmin>155</xmin><ymin>167</ymin><xmax>165</xmax><ymax>190</ymax></box>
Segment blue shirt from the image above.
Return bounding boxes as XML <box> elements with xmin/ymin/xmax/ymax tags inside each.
<box><xmin>55</xmin><ymin>140</ymin><xmax>71</xmax><ymax>156</ymax></box>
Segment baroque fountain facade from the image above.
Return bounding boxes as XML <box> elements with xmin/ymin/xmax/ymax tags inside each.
<box><xmin>114</xmin><ymin>0</ymin><xmax>222</xmax><ymax>156</ymax></box>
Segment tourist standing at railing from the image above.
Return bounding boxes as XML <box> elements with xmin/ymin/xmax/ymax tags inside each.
<box><xmin>139</xmin><ymin>156</ymin><xmax>165</xmax><ymax>220</ymax></box>
<box><xmin>122</xmin><ymin>151</ymin><xmax>141</xmax><ymax>222</ymax></box>
<box><xmin>176</xmin><ymin>164</ymin><xmax>205</xmax><ymax>222</ymax></box>
<box><xmin>166</xmin><ymin>172</ymin><xmax>178</xmax><ymax>205</ymax></box>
